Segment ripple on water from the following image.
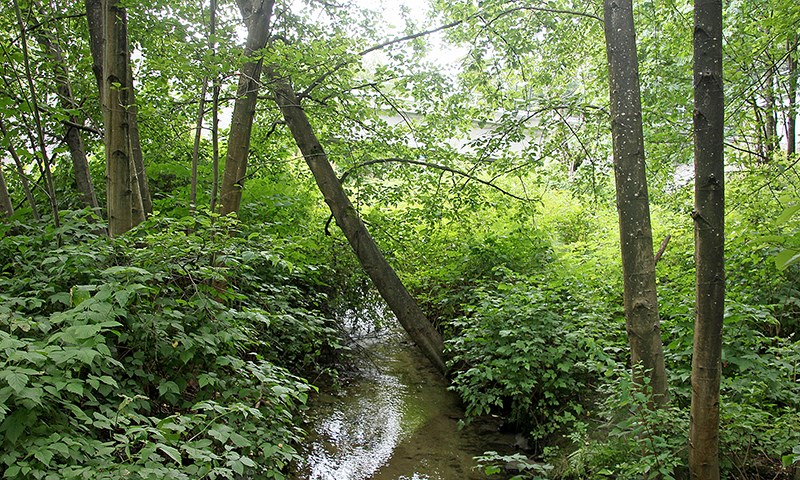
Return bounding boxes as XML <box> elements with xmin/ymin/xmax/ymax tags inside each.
<box><xmin>303</xmin><ymin>370</ymin><xmax>407</xmax><ymax>480</ymax></box>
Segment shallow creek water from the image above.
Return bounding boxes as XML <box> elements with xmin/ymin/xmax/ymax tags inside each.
<box><xmin>293</xmin><ymin>322</ymin><xmax>517</xmax><ymax>480</ymax></box>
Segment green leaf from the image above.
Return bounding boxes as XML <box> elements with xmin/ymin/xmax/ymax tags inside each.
<box><xmin>231</xmin><ymin>459</ymin><xmax>244</xmax><ymax>475</ymax></box>
<box><xmin>775</xmin><ymin>204</ymin><xmax>800</xmax><ymax>225</ymax></box>
<box><xmin>158</xmin><ymin>381</ymin><xmax>180</xmax><ymax>397</ymax></box>
<box><xmin>6</xmin><ymin>372</ymin><xmax>28</xmax><ymax>393</ymax></box>
<box><xmin>34</xmin><ymin>448</ymin><xmax>53</xmax><ymax>466</ymax></box>
<box><xmin>158</xmin><ymin>444</ymin><xmax>182</xmax><ymax>464</ymax></box>
<box><xmin>65</xmin><ymin>382</ymin><xmax>84</xmax><ymax>396</ymax></box>
<box><xmin>775</xmin><ymin>249</ymin><xmax>800</xmax><ymax>270</ymax></box>
<box><xmin>229</xmin><ymin>432</ymin><xmax>252</xmax><ymax>448</ymax></box>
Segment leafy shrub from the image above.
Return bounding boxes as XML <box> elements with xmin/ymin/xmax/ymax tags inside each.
<box><xmin>564</xmin><ymin>370</ymin><xmax>688</xmax><ymax>480</ymax></box>
<box><xmin>446</xmin><ymin>272</ymin><xmax>605</xmax><ymax>448</ymax></box>
<box><xmin>0</xmin><ymin>212</ymin><xmax>347</xmax><ymax>479</ymax></box>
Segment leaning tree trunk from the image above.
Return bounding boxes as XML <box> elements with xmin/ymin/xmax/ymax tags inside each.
<box><xmin>270</xmin><ymin>72</ymin><xmax>446</xmax><ymax>374</ymax></box>
<box><xmin>0</xmin><ymin>120</ymin><xmax>39</xmax><ymax>219</ymax></box>
<box><xmin>13</xmin><ymin>0</ymin><xmax>60</xmax><ymax>230</ymax></box>
<box><xmin>219</xmin><ymin>0</ymin><xmax>275</xmax><ymax>216</ymax></box>
<box><xmin>190</xmin><ymin>80</ymin><xmax>208</xmax><ymax>215</ymax></box>
<box><xmin>603</xmin><ymin>0</ymin><xmax>668</xmax><ymax>404</ymax></box>
<box><xmin>103</xmin><ymin>0</ymin><xmax>135</xmax><ymax>236</ymax></box>
<box><xmin>689</xmin><ymin>0</ymin><xmax>725</xmax><ymax>478</ymax></box>
<box><xmin>32</xmin><ymin>3</ymin><xmax>99</xmax><ymax>212</ymax></box>
<box><xmin>0</xmin><ymin>166</ymin><xmax>12</xmax><ymax>218</ymax></box>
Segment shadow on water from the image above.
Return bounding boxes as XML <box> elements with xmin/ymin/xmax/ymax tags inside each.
<box><xmin>293</xmin><ymin>311</ymin><xmax>518</xmax><ymax>480</ymax></box>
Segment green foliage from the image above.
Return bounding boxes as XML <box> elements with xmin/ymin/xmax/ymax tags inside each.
<box><xmin>0</xmin><ymin>212</ymin><xmax>348</xmax><ymax>479</ymax></box>
<box><xmin>475</xmin><ymin>451</ymin><xmax>554</xmax><ymax>480</ymax></box>
<box><xmin>446</xmin><ymin>270</ymin><xmax>607</xmax><ymax>447</ymax></box>
<box><xmin>564</xmin><ymin>371</ymin><xmax>688</xmax><ymax>480</ymax></box>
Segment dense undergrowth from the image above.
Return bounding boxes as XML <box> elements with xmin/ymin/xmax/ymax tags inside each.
<box><xmin>394</xmin><ymin>186</ymin><xmax>800</xmax><ymax>479</ymax></box>
<box><xmin>0</xmin><ymin>211</ymin><xmax>349</xmax><ymax>479</ymax></box>
<box><xmin>3</xmin><ymin>161</ymin><xmax>800</xmax><ymax>480</ymax></box>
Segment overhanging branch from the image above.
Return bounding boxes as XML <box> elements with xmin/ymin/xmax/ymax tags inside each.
<box><xmin>298</xmin><ymin>5</ymin><xmax>600</xmax><ymax>99</ymax></box>
<box><xmin>324</xmin><ymin>156</ymin><xmax>529</xmax><ymax>235</ymax></box>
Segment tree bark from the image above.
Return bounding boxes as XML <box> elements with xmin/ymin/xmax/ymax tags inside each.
<box><xmin>763</xmin><ymin>65</ymin><xmax>777</xmax><ymax>160</ymax></box>
<box><xmin>85</xmin><ymin>0</ymin><xmax>103</xmax><ymax>95</ymax></box>
<box><xmin>0</xmin><ymin>165</ymin><xmax>12</xmax><ymax>218</ymax></box>
<box><xmin>219</xmin><ymin>0</ymin><xmax>275</xmax><ymax>216</ymax></box>
<box><xmin>209</xmin><ymin>0</ymin><xmax>220</xmax><ymax>213</ymax></box>
<box><xmin>89</xmin><ymin>0</ymin><xmax>149</xmax><ymax>223</ymax></box>
<box><xmin>788</xmin><ymin>38</ymin><xmax>797</xmax><ymax>158</ymax></box>
<box><xmin>128</xmin><ymin>69</ymin><xmax>151</xmax><ymax>217</ymax></box>
<box><xmin>0</xmin><ymin>120</ymin><xmax>39</xmax><ymax>220</ymax></box>
<box><xmin>270</xmin><ymin>72</ymin><xmax>446</xmax><ymax>374</ymax></box>
<box><xmin>103</xmin><ymin>0</ymin><xmax>135</xmax><ymax>235</ymax></box>
<box><xmin>13</xmin><ymin>0</ymin><xmax>60</xmax><ymax>230</ymax></box>
<box><xmin>31</xmin><ymin>2</ymin><xmax>99</xmax><ymax>212</ymax></box>
<box><xmin>689</xmin><ymin>1</ymin><xmax>725</xmax><ymax>479</ymax></box>
<box><xmin>602</xmin><ymin>0</ymin><xmax>668</xmax><ymax>404</ymax></box>
<box><xmin>191</xmin><ymin>80</ymin><xmax>209</xmax><ymax>214</ymax></box>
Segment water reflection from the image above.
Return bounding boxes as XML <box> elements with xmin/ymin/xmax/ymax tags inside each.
<box><xmin>304</xmin><ymin>370</ymin><xmax>406</xmax><ymax>480</ymax></box>
<box><xmin>294</xmin><ymin>307</ymin><xmax>513</xmax><ymax>480</ymax></box>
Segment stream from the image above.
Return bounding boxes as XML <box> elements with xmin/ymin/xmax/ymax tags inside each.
<box><xmin>293</xmin><ymin>312</ymin><xmax>518</xmax><ymax>480</ymax></box>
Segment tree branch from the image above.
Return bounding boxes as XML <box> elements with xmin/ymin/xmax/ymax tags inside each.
<box><xmin>654</xmin><ymin>234</ymin><xmax>671</xmax><ymax>264</ymax></box>
<box><xmin>299</xmin><ymin>5</ymin><xmax>599</xmax><ymax>100</ymax></box>
<box><xmin>323</xmin><ymin>157</ymin><xmax>530</xmax><ymax>235</ymax></box>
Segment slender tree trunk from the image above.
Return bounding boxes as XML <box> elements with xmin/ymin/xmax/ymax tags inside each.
<box><xmin>13</xmin><ymin>0</ymin><xmax>60</xmax><ymax>230</ymax></box>
<box><xmin>31</xmin><ymin>2</ymin><xmax>99</xmax><ymax>212</ymax></box>
<box><xmin>191</xmin><ymin>80</ymin><xmax>209</xmax><ymax>214</ymax></box>
<box><xmin>689</xmin><ymin>0</ymin><xmax>725</xmax><ymax>478</ymax></box>
<box><xmin>103</xmin><ymin>0</ymin><xmax>135</xmax><ymax>235</ymax></box>
<box><xmin>0</xmin><ymin>120</ymin><xmax>39</xmax><ymax>219</ymax></box>
<box><xmin>788</xmin><ymin>38</ymin><xmax>797</xmax><ymax>158</ymax></box>
<box><xmin>0</xmin><ymin>166</ymin><xmax>12</xmax><ymax>218</ymax></box>
<box><xmin>270</xmin><ymin>72</ymin><xmax>446</xmax><ymax>374</ymax></box>
<box><xmin>209</xmin><ymin>0</ymin><xmax>220</xmax><ymax>213</ymax></box>
<box><xmin>128</xmin><ymin>69</ymin><xmax>151</xmax><ymax>217</ymax></box>
<box><xmin>85</xmin><ymin>0</ymin><xmax>103</xmax><ymax>95</ymax></box>
<box><xmin>219</xmin><ymin>0</ymin><xmax>276</xmax><ymax>216</ymax></box>
<box><xmin>602</xmin><ymin>0</ymin><xmax>668</xmax><ymax>404</ymax></box>
<box><xmin>764</xmin><ymin>65</ymin><xmax>777</xmax><ymax>160</ymax></box>
<box><xmin>210</xmin><ymin>74</ymin><xmax>221</xmax><ymax>212</ymax></box>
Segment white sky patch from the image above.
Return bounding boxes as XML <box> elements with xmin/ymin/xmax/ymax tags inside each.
<box><xmin>351</xmin><ymin>0</ymin><xmax>469</xmax><ymax>72</ymax></box>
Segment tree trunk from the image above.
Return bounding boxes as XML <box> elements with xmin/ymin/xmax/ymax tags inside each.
<box><xmin>191</xmin><ymin>80</ymin><xmax>209</xmax><ymax>214</ymax></box>
<box><xmin>763</xmin><ymin>65</ymin><xmax>777</xmax><ymax>160</ymax></box>
<box><xmin>209</xmin><ymin>0</ymin><xmax>220</xmax><ymax>213</ymax></box>
<box><xmin>128</xmin><ymin>69</ymin><xmax>152</xmax><ymax>217</ymax></box>
<box><xmin>103</xmin><ymin>0</ymin><xmax>135</xmax><ymax>236</ymax></box>
<box><xmin>85</xmin><ymin>0</ymin><xmax>103</xmax><ymax>95</ymax></box>
<box><xmin>89</xmin><ymin>0</ymin><xmax>149</xmax><ymax>223</ymax></box>
<box><xmin>219</xmin><ymin>0</ymin><xmax>275</xmax><ymax>216</ymax></box>
<box><xmin>0</xmin><ymin>166</ymin><xmax>12</xmax><ymax>218</ymax></box>
<box><xmin>788</xmin><ymin>38</ymin><xmax>797</xmax><ymax>158</ymax></box>
<box><xmin>602</xmin><ymin>0</ymin><xmax>668</xmax><ymax>404</ymax></box>
<box><xmin>32</xmin><ymin>2</ymin><xmax>99</xmax><ymax>212</ymax></box>
<box><xmin>270</xmin><ymin>72</ymin><xmax>446</xmax><ymax>374</ymax></box>
<box><xmin>689</xmin><ymin>0</ymin><xmax>725</xmax><ymax>478</ymax></box>
<box><xmin>13</xmin><ymin>0</ymin><xmax>60</xmax><ymax>231</ymax></box>
<box><xmin>0</xmin><ymin>120</ymin><xmax>39</xmax><ymax>220</ymax></box>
